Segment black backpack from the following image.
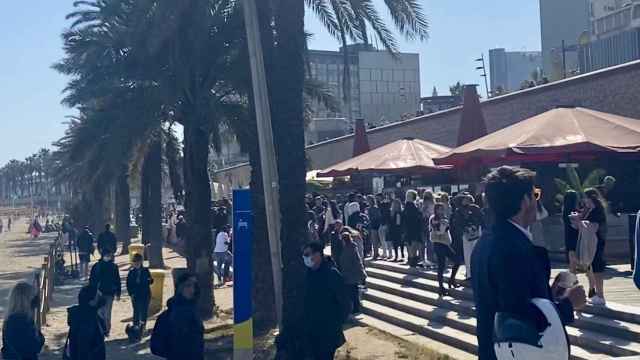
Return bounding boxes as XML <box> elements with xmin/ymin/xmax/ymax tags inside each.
<box><xmin>150</xmin><ymin>309</ymin><xmax>171</xmax><ymax>357</ymax></box>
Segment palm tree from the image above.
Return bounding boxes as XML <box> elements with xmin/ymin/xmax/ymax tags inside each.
<box><xmin>56</xmin><ymin>0</ymin><xmax>250</xmax><ymax>318</ymax></box>
<box><xmin>251</xmin><ymin>1</ymin><xmax>428</xmax><ymax>354</ymax></box>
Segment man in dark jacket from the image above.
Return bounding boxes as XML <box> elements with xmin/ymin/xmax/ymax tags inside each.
<box><xmin>175</xmin><ymin>216</ymin><xmax>187</xmax><ymax>247</ymax></box>
<box><xmin>77</xmin><ymin>226</ymin><xmax>95</xmax><ymax>280</ymax></box>
<box><xmin>402</xmin><ymin>190</ymin><xmax>424</xmax><ymax>268</ymax></box>
<box><xmin>302</xmin><ymin>242</ymin><xmax>350</xmax><ymax>360</ymax></box>
<box><xmin>67</xmin><ymin>286</ymin><xmax>106</xmax><ymax>360</ymax></box>
<box><xmin>126</xmin><ymin>253</ymin><xmax>154</xmax><ymax>329</ymax></box>
<box><xmin>471</xmin><ymin>166</ymin><xmax>586</xmax><ymax>360</ymax></box>
<box><xmin>89</xmin><ymin>253</ymin><xmax>121</xmax><ymax>337</ymax></box>
<box><xmin>97</xmin><ymin>224</ymin><xmax>117</xmax><ymax>256</ymax></box>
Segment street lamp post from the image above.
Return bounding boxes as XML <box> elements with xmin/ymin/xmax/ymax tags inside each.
<box><xmin>475</xmin><ymin>54</ymin><xmax>490</xmax><ymax>99</ymax></box>
<box><xmin>242</xmin><ymin>0</ymin><xmax>284</xmax><ymax>330</ymax></box>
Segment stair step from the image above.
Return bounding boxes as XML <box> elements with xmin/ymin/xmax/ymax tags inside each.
<box><xmin>361</xmin><ymin>299</ymin><xmax>607</xmax><ymax>360</ymax></box>
<box><xmin>366</xmin><ymin>266</ymin><xmax>474</xmax><ymax>301</ymax></box>
<box><xmin>367</xmin><ymin>260</ymin><xmax>640</xmax><ymax>325</ymax></box>
<box><xmin>366</xmin><ymin>276</ymin><xmax>640</xmax><ymax>344</ymax></box>
<box><xmin>363</xmin><ymin>287</ymin><xmax>640</xmax><ymax>358</ymax></box>
<box><xmin>355</xmin><ymin>314</ymin><xmax>477</xmax><ymax>360</ymax></box>
<box><xmin>361</xmin><ymin>300</ymin><xmax>479</xmax><ymax>355</ymax></box>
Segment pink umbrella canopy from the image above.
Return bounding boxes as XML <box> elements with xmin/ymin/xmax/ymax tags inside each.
<box><xmin>318</xmin><ymin>138</ymin><xmax>452</xmax><ymax>177</ymax></box>
<box><xmin>435</xmin><ymin>107</ymin><xmax>640</xmax><ymax>166</ymax></box>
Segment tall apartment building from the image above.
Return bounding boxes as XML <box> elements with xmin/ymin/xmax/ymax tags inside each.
<box><xmin>308</xmin><ymin>44</ymin><xmax>421</xmax><ymax>126</ymax></box>
<box><xmin>489</xmin><ymin>49</ymin><xmax>543</xmax><ymax>93</ymax></box>
<box><xmin>539</xmin><ymin>0</ymin><xmax>591</xmax><ymax>80</ymax></box>
<box><xmin>580</xmin><ymin>0</ymin><xmax>640</xmax><ymax>73</ymax></box>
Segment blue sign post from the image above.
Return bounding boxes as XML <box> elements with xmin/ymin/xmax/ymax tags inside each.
<box><xmin>233</xmin><ymin>189</ymin><xmax>253</xmax><ymax>359</ymax></box>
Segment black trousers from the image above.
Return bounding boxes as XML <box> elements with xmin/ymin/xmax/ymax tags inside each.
<box><xmin>434</xmin><ymin>243</ymin><xmax>460</xmax><ymax>289</ymax></box>
<box><xmin>132</xmin><ymin>296</ymin><xmax>150</xmax><ymax>326</ymax></box>
<box><xmin>346</xmin><ymin>284</ymin><xmax>360</xmax><ymax>313</ymax></box>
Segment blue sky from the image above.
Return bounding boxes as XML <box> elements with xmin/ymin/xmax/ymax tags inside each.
<box><xmin>0</xmin><ymin>0</ymin><xmax>541</xmax><ymax>165</ymax></box>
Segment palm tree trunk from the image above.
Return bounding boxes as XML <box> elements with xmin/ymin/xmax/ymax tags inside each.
<box><xmin>142</xmin><ymin>139</ymin><xmax>165</xmax><ymax>268</ymax></box>
<box><xmin>272</xmin><ymin>0</ymin><xmax>308</xmax><ymax>355</ymax></box>
<box><xmin>183</xmin><ymin>114</ymin><xmax>215</xmax><ymax>319</ymax></box>
<box><xmin>116</xmin><ymin>169</ymin><xmax>131</xmax><ymax>255</ymax></box>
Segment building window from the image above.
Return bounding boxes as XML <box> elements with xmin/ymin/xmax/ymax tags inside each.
<box><xmin>360</xmin><ymin>69</ymin><xmax>370</xmax><ymax>81</ymax></box>
<box><xmin>634</xmin><ymin>5</ymin><xmax>640</xmax><ymax>19</ymax></box>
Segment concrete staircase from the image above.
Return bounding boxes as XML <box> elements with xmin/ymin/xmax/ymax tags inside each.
<box><xmin>360</xmin><ymin>260</ymin><xmax>640</xmax><ymax>360</ymax></box>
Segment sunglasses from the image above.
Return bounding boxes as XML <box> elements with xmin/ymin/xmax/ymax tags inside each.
<box><xmin>303</xmin><ymin>252</ymin><xmax>313</xmax><ymax>257</ymax></box>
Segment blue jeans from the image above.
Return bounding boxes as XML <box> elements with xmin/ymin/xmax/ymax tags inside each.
<box><xmin>214</xmin><ymin>252</ymin><xmax>228</xmax><ymax>283</ymax></box>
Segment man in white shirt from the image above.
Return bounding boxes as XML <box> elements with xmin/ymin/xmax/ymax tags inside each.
<box><xmin>214</xmin><ymin>225</ymin><xmax>231</xmax><ymax>285</ymax></box>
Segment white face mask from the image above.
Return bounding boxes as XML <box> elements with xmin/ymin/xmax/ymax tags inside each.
<box><xmin>303</xmin><ymin>255</ymin><xmax>315</xmax><ymax>268</ymax></box>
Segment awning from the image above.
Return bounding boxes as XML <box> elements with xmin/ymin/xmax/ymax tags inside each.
<box><xmin>318</xmin><ymin>137</ymin><xmax>452</xmax><ymax>177</ymax></box>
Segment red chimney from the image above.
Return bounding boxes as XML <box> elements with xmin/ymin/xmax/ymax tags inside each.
<box><xmin>457</xmin><ymin>85</ymin><xmax>488</xmax><ymax>146</ymax></box>
<box><xmin>352</xmin><ymin>118</ymin><xmax>370</xmax><ymax>157</ymax></box>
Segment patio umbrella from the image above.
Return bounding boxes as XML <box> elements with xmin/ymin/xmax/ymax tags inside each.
<box><xmin>318</xmin><ymin>137</ymin><xmax>452</xmax><ymax>177</ymax></box>
<box><xmin>435</xmin><ymin>107</ymin><xmax>640</xmax><ymax>166</ymax></box>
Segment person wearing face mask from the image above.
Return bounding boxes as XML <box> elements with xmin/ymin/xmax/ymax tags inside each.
<box><xmin>471</xmin><ymin>166</ymin><xmax>586</xmax><ymax>360</ymax></box>
<box><xmin>1</xmin><ymin>282</ymin><xmax>44</xmax><ymax>360</ymax></box>
<box><xmin>89</xmin><ymin>252</ymin><xmax>121</xmax><ymax>337</ymax></box>
<box><xmin>126</xmin><ymin>253</ymin><xmax>153</xmax><ymax>331</ymax></box>
<box><xmin>302</xmin><ymin>242</ymin><xmax>350</xmax><ymax>360</ymax></box>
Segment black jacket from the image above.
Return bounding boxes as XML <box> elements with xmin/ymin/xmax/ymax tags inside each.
<box><xmin>471</xmin><ymin>220</ymin><xmax>574</xmax><ymax>360</ymax></box>
<box><xmin>165</xmin><ymin>295</ymin><xmax>204</xmax><ymax>360</ymax></box>
<box><xmin>126</xmin><ymin>267</ymin><xmax>153</xmax><ymax>300</ymax></box>
<box><xmin>89</xmin><ymin>260</ymin><xmax>122</xmax><ymax>297</ymax></box>
<box><xmin>67</xmin><ymin>304</ymin><xmax>106</xmax><ymax>360</ymax></box>
<box><xmin>76</xmin><ymin>229</ymin><xmax>95</xmax><ymax>255</ymax></box>
<box><xmin>175</xmin><ymin>221</ymin><xmax>188</xmax><ymax>239</ymax></box>
<box><xmin>1</xmin><ymin>313</ymin><xmax>44</xmax><ymax>360</ymax></box>
<box><xmin>97</xmin><ymin>230</ymin><xmax>117</xmax><ymax>255</ymax></box>
<box><xmin>303</xmin><ymin>257</ymin><xmax>349</xmax><ymax>352</ymax></box>
<box><xmin>379</xmin><ymin>201</ymin><xmax>392</xmax><ymax>226</ymax></box>
<box><xmin>402</xmin><ymin>202</ymin><xmax>423</xmax><ymax>243</ymax></box>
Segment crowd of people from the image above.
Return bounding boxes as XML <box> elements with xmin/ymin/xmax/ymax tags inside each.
<box><xmin>300</xmin><ymin>166</ymin><xmax>613</xmax><ymax>359</ymax></box>
<box><xmin>0</xmin><ymin>168</ymin><xmax>616</xmax><ymax>360</ymax></box>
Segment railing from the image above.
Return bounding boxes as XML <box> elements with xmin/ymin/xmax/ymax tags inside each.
<box><xmin>33</xmin><ymin>233</ymin><xmax>60</xmax><ymax>329</ymax></box>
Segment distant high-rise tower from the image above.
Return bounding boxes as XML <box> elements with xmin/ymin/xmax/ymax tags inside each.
<box><xmin>539</xmin><ymin>0</ymin><xmax>590</xmax><ymax>80</ymax></box>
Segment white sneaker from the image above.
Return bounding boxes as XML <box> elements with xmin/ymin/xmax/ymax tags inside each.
<box><xmin>590</xmin><ymin>295</ymin><xmax>606</xmax><ymax>306</ymax></box>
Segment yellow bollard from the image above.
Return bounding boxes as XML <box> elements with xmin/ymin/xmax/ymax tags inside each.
<box><xmin>128</xmin><ymin>243</ymin><xmax>146</xmax><ymax>264</ymax></box>
<box><xmin>148</xmin><ymin>269</ymin><xmax>166</xmax><ymax>315</ymax></box>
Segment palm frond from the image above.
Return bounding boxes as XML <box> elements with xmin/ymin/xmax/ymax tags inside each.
<box><xmin>382</xmin><ymin>0</ymin><xmax>429</xmax><ymax>41</ymax></box>
<box><xmin>583</xmin><ymin>169</ymin><xmax>606</xmax><ymax>189</ymax></box>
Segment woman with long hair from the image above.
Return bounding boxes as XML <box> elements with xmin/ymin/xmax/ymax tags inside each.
<box><xmin>562</xmin><ymin>190</ymin><xmax>580</xmax><ymax>273</ymax></box>
<box><xmin>2</xmin><ymin>282</ymin><xmax>44</xmax><ymax>360</ymax></box>
<box><xmin>582</xmin><ymin>188</ymin><xmax>608</xmax><ymax>306</ymax></box>
<box><xmin>389</xmin><ymin>199</ymin><xmax>405</xmax><ymax>262</ymax></box>
<box><xmin>430</xmin><ymin>203</ymin><xmax>460</xmax><ymax>296</ymax></box>
<box><xmin>421</xmin><ymin>191</ymin><xmax>436</xmax><ymax>266</ymax></box>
